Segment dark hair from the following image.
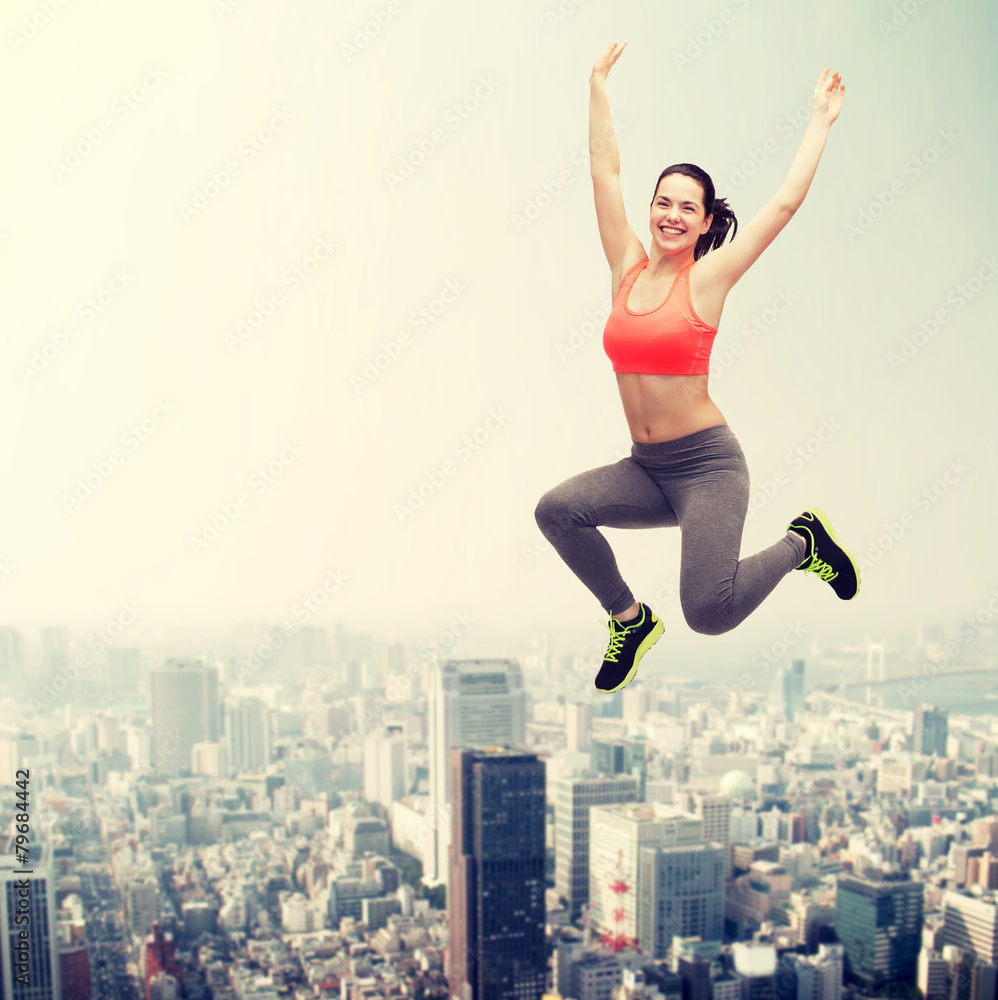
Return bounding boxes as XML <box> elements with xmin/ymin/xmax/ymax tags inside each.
<box><xmin>650</xmin><ymin>163</ymin><xmax>737</xmax><ymax>261</ymax></box>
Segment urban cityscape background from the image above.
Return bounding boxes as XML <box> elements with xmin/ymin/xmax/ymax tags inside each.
<box><xmin>3</xmin><ymin>622</ymin><xmax>998</xmax><ymax>1000</ymax></box>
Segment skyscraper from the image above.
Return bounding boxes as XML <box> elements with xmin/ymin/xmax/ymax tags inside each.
<box><xmin>639</xmin><ymin>841</ymin><xmax>725</xmax><ymax>957</ymax></box>
<box><xmin>914</xmin><ymin>706</ymin><xmax>949</xmax><ymax>757</ymax></box>
<box><xmin>555</xmin><ymin>774</ymin><xmax>638</xmax><ymax>922</ymax></box>
<box><xmin>941</xmin><ymin>889</ymin><xmax>998</xmax><ymax>964</ymax></box>
<box><xmin>972</xmin><ymin>961</ymin><xmax>998</xmax><ymax>1000</ymax></box>
<box><xmin>680</xmin><ymin>790</ymin><xmax>734</xmax><ymax>880</ymax></box>
<box><xmin>784</xmin><ymin>660</ymin><xmax>806</xmax><ymax>721</ymax></box>
<box><xmin>448</xmin><ymin>747</ymin><xmax>546</xmax><ymax>1000</ymax></box>
<box><xmin>588</xmin><ymin>803</ymin><xmax>711</xmax><ymax>950</ymax></box>
<box><xmin>565</xmin><ymin>702</ymin><xmax>592</xmax><ymax>753</ymax></box>
<box><xmin>225</xmin><ymin>697</ymin><xmax>268</xmax><ymax>772</ymax></box>
<box><xmin>0</xmin><ymin>843</ymin><xmax>61</xmax><ymax>1000</ymax></box>
<box><xmin>364</xmin><ymin>729</ymin><xmax>405</xmax><ymax>808</ymax></box>
<box><xmin>426</xmin><ymin>660</ymin><xmax>526</xmax><ymax>885</ymax></box>
<box><xmin>150</xmin><ymin>659</ymin><xmax>219</xmax><ymax>777</ymax></box>
<box><xmin>836</xmin><ymin>870</ymin><xmax>924</xmax><ymax>989</ymax></box>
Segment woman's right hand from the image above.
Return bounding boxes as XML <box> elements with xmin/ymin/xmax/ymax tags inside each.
<box><xmin>591</xmin><ymin>41</ymin><xmax>628</xmax><ymax>82</ymax></box>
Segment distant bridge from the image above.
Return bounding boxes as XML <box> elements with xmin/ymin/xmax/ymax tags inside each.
<box><xmin>820</xmin><ymin>664</ymin><xmax>997</xmax><ymax>691</ymax></box>
<box><xmin>806</xmin><ymin>689</ymin><xmax>908</xmax><ymax>721</ymax></box>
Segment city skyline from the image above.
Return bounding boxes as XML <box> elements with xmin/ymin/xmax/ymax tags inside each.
<box><xmin>6</xmin><ymin>647</ymin><xmax>998</xmax><ymax>1000</ymax></box>
<box><xmin>0</xmin><ymin>1</ymin><xmax>995</xmax><ymax>645</ymax></box>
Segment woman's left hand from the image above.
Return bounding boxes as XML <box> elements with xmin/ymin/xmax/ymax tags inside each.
<box><xmin>812</xmin><ymin>67</ymin><xmax>845</xmax><ymax>125</ymax></box>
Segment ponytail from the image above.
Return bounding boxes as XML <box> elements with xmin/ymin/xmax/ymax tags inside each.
<box><xmin>697</xmin><ymin>195</ymin><xmax>738</xmax><ymax>261</ymax></box>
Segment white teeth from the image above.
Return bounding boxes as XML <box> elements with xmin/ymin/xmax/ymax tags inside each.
<box><xmin>661</xmin><ymin>226</ymin><xmax>684</xmax><ymax>234</ymax></box>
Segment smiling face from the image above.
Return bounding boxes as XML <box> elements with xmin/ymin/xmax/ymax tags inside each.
<box><xmin>650</xmin><ymin>174</ymin><xmax>713</xmax><ymax>252</ymax></box>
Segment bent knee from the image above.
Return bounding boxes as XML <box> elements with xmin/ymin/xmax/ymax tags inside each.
<box><xmin>682</xmin><ymin>602</ymin><xmax>731</xmax><ymax>637</ymax></box>
<box><xmin>534</xmin><ymin>490</ymin><xmax>581</xmax><ymax>534</ymax></box>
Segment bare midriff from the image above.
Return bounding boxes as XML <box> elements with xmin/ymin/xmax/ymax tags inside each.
<box><xmin>613</xmin><ymin>256</ymin><xmax>727</xmax><ymax>444</ymax></box>
<box><xmin>614</xmin><ymin>373</ymin><xmax>726</xmax><ymax>443</ymax></box>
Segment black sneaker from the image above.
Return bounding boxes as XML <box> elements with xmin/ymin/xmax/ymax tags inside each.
<box><xmin>787</xmin><ymin>507</ymin><xmax>861</xmax><ymax>600</ymax></box>
<box><xmin>594</xmin><ymin>603</ymin><xmax>664</xmax><ymax>693</ymax></box>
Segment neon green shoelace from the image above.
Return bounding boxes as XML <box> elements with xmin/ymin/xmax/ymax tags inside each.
<box><xmin>601</xmin><ymin>618</ymin><xmax>634</xmax><ymax>662</ymax></box>
<box><xmin>803</xmin><ymin>553</ymin><xmax>838</xmax><ymax>582</ymax></box>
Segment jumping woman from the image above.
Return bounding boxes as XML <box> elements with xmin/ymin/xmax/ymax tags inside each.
<box><xmin>534</xmin><ymin>42</ymin><xmax>861</xmax><ymax>695</ymax></box>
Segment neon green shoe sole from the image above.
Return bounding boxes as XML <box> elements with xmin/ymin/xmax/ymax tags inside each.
<box><xmin>595</xmin><ymin>604</ymin><xmax>665</xmax><ymax>693</ymax></box>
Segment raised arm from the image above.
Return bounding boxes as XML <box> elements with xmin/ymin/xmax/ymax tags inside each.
<box><xmin>589</xmin><ymin>43</ymin><xmax>625</xmax><ymax>175</ymax></box>
<box><xmin>589</xmin><ymin>42</ymin><xmax>645</xmax><ymax>282</ymax></box>
<box><xmin>698</xmin><ymin>68</ymin><xmax>846</xmax><ymax>294</ymax></box>
<box><xmin>779</xmin><ymin>69</ymin><xmax>844</xmax><ymax>208</ymax></box>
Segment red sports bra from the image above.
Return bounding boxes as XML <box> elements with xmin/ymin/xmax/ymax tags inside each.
<box><xmin>602</xmin><ymin>258</ymin><xmax>718</xmax><ymax>376</ymax></box>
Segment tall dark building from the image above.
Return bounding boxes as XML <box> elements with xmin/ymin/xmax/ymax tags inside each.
<box><xmin>835</xmin><ymin>870</ymin><xmax>924</xmax><ymax>990</ymax></box>
<box><xmin>972</xmin><ymin>962</ymin><xmax>998</xmax><ymax>1000</ymax></box>
<box><xmin>914</xmin><ymin>706</ymin><xmax>949</xmax><ymax>756</ymax></box>
<box><xmin>448</xmin><ymin>747</ymin><xmax>546</xmax><ymax>1000</ymax></box>
<box><xmin>784</xmin><ymin>659</ymin><xmax>806</xmax><ymax>721</ymax></box>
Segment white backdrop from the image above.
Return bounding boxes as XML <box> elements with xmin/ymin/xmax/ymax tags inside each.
<box><xmin>2</xmin><ymin>0</ymin><xmax>996</xmax><ymax>667</ymax></box>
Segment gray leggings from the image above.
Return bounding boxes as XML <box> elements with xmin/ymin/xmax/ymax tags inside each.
<box><xmin>533</xmin><ymin>424</ymin><xmax>807</xmax><ymax>634</ymax></box>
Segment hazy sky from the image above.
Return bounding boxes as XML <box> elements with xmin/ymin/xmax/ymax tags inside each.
<box><xmin>2</xmin><ymin>0</ymin><xmax>996</xmax><ymax>664</ymax></box>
